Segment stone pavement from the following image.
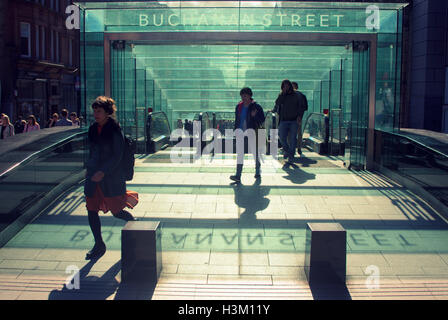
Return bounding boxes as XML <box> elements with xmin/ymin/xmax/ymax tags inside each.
<box><xmin>0</xmin><ymin>149</ymin><xmax>447</xmax><ymax>300</ymax></box>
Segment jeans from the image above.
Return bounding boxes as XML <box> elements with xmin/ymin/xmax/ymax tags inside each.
<box><xmin>235</xmin><ymin>134</ymin><xmax>261</xmax><ymax>177</ymax></box>
<box><xmin>279</xmin><ymin>121</ymin><xmax>299</xmax><ymax>160</ymax></box>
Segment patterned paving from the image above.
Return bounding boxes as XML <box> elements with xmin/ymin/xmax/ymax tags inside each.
<box><xmin>0</xmin><ymin>149</ymin><xmax>447</xmax><ymax>300</ymax></box>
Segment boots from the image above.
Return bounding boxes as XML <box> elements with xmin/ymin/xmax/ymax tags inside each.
<box><xmin>86</xmin><ymin>210</ymin><xmax>106</xmax><ymax>260</ymax></box>
<box><xmin>114</xmin><ymin>209</ymin><xmax>138</xmax><ymax>222</ymax></box>
<box><xmin>85</xmin><ymin>241</ymin><xmax>106</xmax><ymax>260</ymax></box>
<box><xmin>230</xmin><ymin>164</ymin><xmax>243</xmax><ymax>183</ymax></box>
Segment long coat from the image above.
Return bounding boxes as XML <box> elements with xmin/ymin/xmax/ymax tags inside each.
<box><xmin>84</xmin><ymin>118</ymin><xmax>126</xmax><ymax>198</ymax></box>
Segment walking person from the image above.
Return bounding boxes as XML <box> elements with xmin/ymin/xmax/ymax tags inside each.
<box><xmin>47</xmin><ymin>113</ymin><xmax>59</xmax><ymax>128</ymax></box>
<box><xmin>273</xmin><ymin>80</ymin><xmax>306</xmax><ymax>163</ymax></box>
<box><xmin>14</xmin><ymin>116</ymin><xmax>25</xmax><ymax>134</ymax></box>
<box><xmin>292</xmin><ymin>81</ymin><xmax>308</xmax><ymax>156</ymax></box>
<box><xmin>55</xmin><ymin>109</ymin><xmax>73</xmax><ymax>126</ymax></box>
<box><xmin>1</xmin><ymin>115</ymin><xmax>15</xmax><ymax>139</ymax></box>
<box><xmin>24</xmin><ymin>115</ymin><xmax>40</xmax><ymax>132</ymax></box>
<box><xmin>70</xmin><ymin>112</ymin><xmax>80</xmax><ymax>126</ymax></box>
<box><xmin>230</xmin><ymin>87</ymin><xmax>265</xmax><ymax>183</ymax></box>
<box><xmin>84</xmin><ymin>96</ymin><xmax>138</xmax><ymax>260</ymax></box>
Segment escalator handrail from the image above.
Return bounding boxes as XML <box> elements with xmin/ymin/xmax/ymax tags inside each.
<box><xmin>0</xmin><ymin>130</ymin><xmax>88</xmax><ymax>180</ymax></box>
<box><xmin>148</xmin><ymin>111</ymin><xmax>171</xmax><ymax>138</ymax></box>
<box><xmin>377</xmin><ymin>129</ymin><xmax>448</xmax><ymax>160</ymax></box>
<box><xmin>302</xmin><ymin>112</ymin><xmax>326</xmax><ymax>135</ymax></box>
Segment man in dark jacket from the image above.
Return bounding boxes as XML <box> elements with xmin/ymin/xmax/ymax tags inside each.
<box><xmin>230</xmin><ymin>87</ymin><xmax>265</xmax><ymax>183</ymax></box>
<box><xmin>273</xmin><ymin>80</ymin><xmax>307</xmax><ymax>163</ymax></box>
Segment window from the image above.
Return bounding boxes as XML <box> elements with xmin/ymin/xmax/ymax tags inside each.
<box><xmin>35</xmin><ymin>25</ymin><xmax>40</xmax><ymax>59</ymax></box>
<box><xmin>69</xmin><ymin>38</ymin><xmax>73</xmax><ymax>66</ymax></box>
<box><xmin>41</xmin><ymin>26</ymin><xmax>45</xmax><ymax>60</ymax></box>
<box><xmin>50</xmin><ymin>29</ymin><xmax>54</xmax><ymax>61</ymax></box>
<box><xmin>56</xmin><ymin>32</ymin><xmax>59</xmax><ymax>62</ymax></box>
<box><xmin>20</xmin><ymin>22</ymin><xmax>31</xmax><ymax>58</ymax></box>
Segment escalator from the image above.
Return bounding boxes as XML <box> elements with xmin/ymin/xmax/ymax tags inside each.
<box><xmin>0</xmin><ymin>128</ymin><xmax>88</xmax><ymax>247</ymax></box>
<box><xmin>374</xmin><ymin>129</ymin><xmax>448</xmax><ymax>210</ymax></box>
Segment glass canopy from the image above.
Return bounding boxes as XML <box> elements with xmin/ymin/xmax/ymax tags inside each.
<box><xmin>77</xmin><ymin>0</ymin><xmax>407</xmax><ymax>169</ymax></box>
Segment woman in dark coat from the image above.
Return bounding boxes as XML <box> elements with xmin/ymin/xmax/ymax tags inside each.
<box><xmin>84</xmin><ymin>96</ymin><xmax>138</xmax><ymax>260</ymax></box>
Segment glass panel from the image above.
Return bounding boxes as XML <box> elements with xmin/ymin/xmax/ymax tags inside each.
<box><xmin>147</xmin><ymin>111</ymin><xmax>171</xmax><ymax>153</ymax></box>
<box><xmin>79</xmin><ymin>3</ymin><xmax>406</xmax><ymax>145</ymax></box>
<box><xmin>111</xmin><ymin>42</ymin><xmax>136</xmax><ymax>138</ymax></box>
<box><xmin>375</xmin><ymin>130</ymin><xmax>448</xmax><ymax>207</ymax></box>
<box><xmin>76</xmin><ymin>1</ymin><xmax>408</xmax><ymax>11</ymax></box>
<box><xmin>130</xmin><ymin>44</ymin><xmax>347</xmax><ymax>119</ymax></box>
<box><xmin>81</xmin><ymin>32</ymin><xmax>104</xmax><ymax>124</ymax></box>
<box><xmin>214</xmin><ymin>112</ymin><xmax>235</xmax><ymax>139</ymax></box>
<box><xmin>376</xmin><ymin>33</ymin><xmax>400</xmax><ymax>132</ymax></box>
<box><xmin>349</xmin><ymin>41</ymin><xmax>370</xmax><ymax>170</ymax></box>
<box><xmin>78</xmin><ymin>3</ymin><xmax>403</xmax><ymax>33</ymax></box>
<box><xmin>302</xmin><ymin>112</ymin><xmax>327</xmax><ymax>149</ymax></box>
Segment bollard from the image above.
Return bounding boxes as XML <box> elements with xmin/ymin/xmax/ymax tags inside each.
<box><xmin>121</xmin><ymin>221</ymin><xmax>162</xmax><ymax>284</ymax></box>
<box><xmin>305</xmin><ymin>223</ymin><xmax>346</xmax><ymax>285</ymax></box>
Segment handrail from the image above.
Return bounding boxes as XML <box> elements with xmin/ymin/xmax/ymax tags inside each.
<box><xmin>380</xmin><ymin>129</ymin><xmax>448</xmax><ymax>160</ymax></box>
<box><xmin>302</xmin><ymin>112</ymin><xmax>325</xmax><ymax>135</ymax></box>
<box><xmin>0</xmin><ymin>130</ymin><xmax>87</xmax><ymax>180</ymax></box>
<box><xmin>147</xmin><ymin>111</ymin><xmax>171</xmax><ymax>153</ymax></box>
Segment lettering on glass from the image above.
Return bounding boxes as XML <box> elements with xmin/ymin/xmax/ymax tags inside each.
<box><xmin>138</xmin><ymin>12</ymin><xmax>345</xmax><ymax>29</ymax></box>
<box><xmin>366</xmin><ymin>5</ymin><xmax>380</xmax><ymax>30</ymax></box>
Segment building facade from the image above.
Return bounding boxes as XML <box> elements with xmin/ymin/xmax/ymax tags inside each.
<box><xmin>0</xmin><ymin>0</ymin><xmax>80</xmax><ymax>126</ymax></box>
<box><xmin>407</xmin><ymin>0</ymin><xmax>448</xmax><ymax>133</ymax></box>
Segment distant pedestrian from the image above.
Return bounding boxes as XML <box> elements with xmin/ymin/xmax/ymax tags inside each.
<box><xmin>14</xmin><ymin>117</ymin><xmax>25</xmax><ymax>134</ymax></box>
<box><xmin>84</xmin><ymin>96</ymin><xmax>139</xmax><ymax>260</ymax></box>
<box><xmin>55</xmin><ymin>109</ymin><xmax>73</xmax><ymax>126</ymax></box>
<box><xmin>47</xmin><ymin>113</ymin><xmax>59</xmax><ymax>128</ymax></box>
<box><xmin>14</xmin><ymin>116</ymin><xmax>26</xmax><ymax>134</ymax></box>
<box><xmin>1</xmin><ymin>115</ymin><xmax>15</xmax><ymax>139</ymax></box>
<box><xmin>24</xmin><ymin>115</ymin><xmax>40</xmax><ymax>132</ymax></box>
<box><xmin>70</xmin><ymin>112</ymin><xmax>80</xmax><ymax>126</ymax></box>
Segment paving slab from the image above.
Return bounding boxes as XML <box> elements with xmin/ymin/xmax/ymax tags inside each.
<box><xmin>1</xmin><ymin>150</ymin><xmax>447</xmax><ymax>299</ymax></box>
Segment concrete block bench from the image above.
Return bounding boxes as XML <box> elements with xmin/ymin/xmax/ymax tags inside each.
<box><xmin>305</xmin><ymin>223</ymin><xmax>346</xmax><ymax>285</ymax></box>
<box><xmin>121</xmin><ymin>221</ymin><xmax>162</xmax><ymax>284</ymax></box>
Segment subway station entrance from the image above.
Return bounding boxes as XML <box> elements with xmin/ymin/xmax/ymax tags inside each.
<box><xmin>5</xmin><ymin>1</ymin><xmax>448</xmax><ymax>301</ymax></box>
<box><xmin>77</xmin><ymin>1</ymin><xmax>408</xmax><ymax>169</ymax></box>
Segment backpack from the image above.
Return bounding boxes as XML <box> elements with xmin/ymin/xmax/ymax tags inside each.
<box><xmin>121</xmin><ymin>135</ymin><xmax>136</xmax><ymax>181</ymax></box>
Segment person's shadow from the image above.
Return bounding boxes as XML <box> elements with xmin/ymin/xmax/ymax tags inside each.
<box><xmin>231</xmin><ymin>178</ymin><xmax>270</xmax><ymax>223</ymax></box>
<box><xmin>49</xmin><ymin>259</ymin><xmax>156</xmax><ymax>300</ymax></box>
<box><xmin>281</xmin><ymin>162</ymin><xmax>316</xmax><ymax>185</ymax></box>
<box><xmin>293</xmin><ymin>154</ymin><xmax>318</xmax><ymax>168</ymax></box>
<box><xmin>49</xmin><ymin>259</ymin><xmax>120</xmax><ymax>300</ymax></box>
